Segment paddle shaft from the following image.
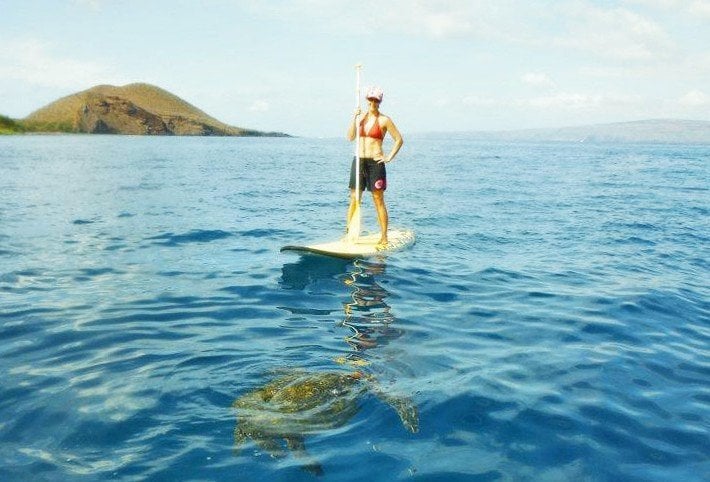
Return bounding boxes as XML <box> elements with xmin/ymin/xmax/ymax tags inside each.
<box><xmin>345</xmin><ymin>63</ymin><xmax>363</xmax><ymax>243</ymax></box>
<box><xmin>354</xmin><ymin>64</ymin><xmax>362</xmax><ymax>203</ymax></box>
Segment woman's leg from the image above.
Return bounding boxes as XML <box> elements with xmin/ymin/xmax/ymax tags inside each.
<box><xmin>372</xmin><ymin>189</ymin><xmax>388</xmax><ymax>245</ymax></box>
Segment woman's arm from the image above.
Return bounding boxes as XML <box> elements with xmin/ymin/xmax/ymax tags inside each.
<box><xmin>383</xmin><ymin>117</ymin><xmax>403</xmax><ymax>162</ymax></box>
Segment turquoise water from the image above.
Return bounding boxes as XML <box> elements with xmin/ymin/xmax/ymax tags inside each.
<box><xmin>1</xmin><ymin>135</ymin><xmax>708</xmax><ymax>481</ymax></box>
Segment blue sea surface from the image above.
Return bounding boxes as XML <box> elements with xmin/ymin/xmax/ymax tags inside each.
<box><xmin>0</xmin><ymin>135</ymin><xmax>708</xmax><ymax>481</ymax></box>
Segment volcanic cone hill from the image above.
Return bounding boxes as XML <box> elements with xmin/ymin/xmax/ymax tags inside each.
<box><xmin>22</xmin><ymin>83</ymin><xmax>286</xmax><ymax>136</ymax></box>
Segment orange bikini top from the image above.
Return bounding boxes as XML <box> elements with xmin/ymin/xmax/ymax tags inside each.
<box><xmin>359</xmin><ymin>114</ymin><xmax>384</xmax><ymax>140</ymax></box>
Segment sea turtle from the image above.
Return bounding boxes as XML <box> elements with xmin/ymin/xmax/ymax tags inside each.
<box><xmin>232</xmin><ymin>369</ymin><xmax>418</xmax><ymax>475</ymax></box>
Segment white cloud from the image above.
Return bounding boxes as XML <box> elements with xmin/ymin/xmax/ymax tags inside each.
<box><xmin>418</xmin><ymin>11</ymin><xmax>473</xmax><ymax>38</ymax></box>
<box><xmin>0</xmin><ymin>39</ymin><xmax>118</xmax><ymax>89</ymax></box>
<box><xmin>460</xmin><ymin>91</ymin><xmax>645</xmax><ymax>111</ymax></box>
<box><xmin>578</xmin><ymin>65</ymin><xmax>656</xmax><ymax>78</ymax></box>
<box><xmin>246</xmin><ymin>1</ymin><xmax>535</xmax><ymax>41</ymax></box>
<box><xmin>386</xmin><ymin>1</ymin><xmax>525</xmax><ymax>40</ymax></box>
<box><xmin>624</xmin><ymin>0</ymin><xmax>710</xmax><ymax>18</ymax></box>
<box><xmin>72</xmin><ymin>0</ymin><xmax>101</xmax><ymax>9</ymax></box>
<box><xmin>624</xmin><ymin>0</ymin><xmax>687</xmax><ymax>8</ymax></box>
<box><xmin>678</xmin><ymin>90</ymin><xmax>709</xmax><ymax>106</ymax></box>
<box><xmin>249</xmin><ymin>100</ymin><xmax>270</xmax><ymax>112</ymax></box>
<box><xmin>462</xmin><ymin>95</ymin><xmax>499</xmax><ymax>107</ymax></box>
<box><xmin>552</xmin><ymin>2</ymin><xmax>675</xmax><ymax>62</ymax></box>
<box><xmin>688</xmin><ymin>0</ymin><xmax>710</xmax><ymax>18</ymax></box>
<box><xmin>522</xmin><ymin>72</ymin><xmax>555</xmax><ymax>89</ymax></box>
<box><xmin>433</xmin><ymin>97</ymin><xmax>452</xmax><ymax>108</ymax></box>
<box><xmin>251</xmin><ymin>1</ymin><xmax>680</xmax><ymax>64</ymax></box>
<box><xmin>376</xmin><ymin>1</ymin><xmax>478</xmax><ymax>38</ymax></box>
<box><xmin>525</xmin><ymin>93</ymin><xmax>603</xmax><ymax>109</ymax></box>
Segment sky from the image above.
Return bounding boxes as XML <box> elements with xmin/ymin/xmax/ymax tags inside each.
<box><xmin>1</xmin><ymin>0</ymin><xmax>709</xmax><ymax>137</ymax></box>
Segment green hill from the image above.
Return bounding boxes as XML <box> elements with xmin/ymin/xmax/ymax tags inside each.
<box><xmin>19</xmin><ymin>83</ymin><xmax>287</xmax><ymax>136</ymax></box>
<box><xmin>0</xmin><ymin>114</ymin><xmax>24</xmax><ymax>134</ymax></box>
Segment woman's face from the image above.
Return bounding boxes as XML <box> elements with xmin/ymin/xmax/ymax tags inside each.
<box><xmin>367</xmin><ymin>98</ymin><xmax>380</xmax><ymax>112</ymax></box>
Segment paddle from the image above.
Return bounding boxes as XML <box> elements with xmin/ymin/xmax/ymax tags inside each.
<box><xmin>346</xmin><ymin>63</ymin><xmax>363</xmax><ymax>242</ymax></box>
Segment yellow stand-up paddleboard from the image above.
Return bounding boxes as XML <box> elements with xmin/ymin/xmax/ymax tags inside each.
<box><xmin>281</xmin><ymin>228</ymin><xmax>415</xmax><ymax>260</ymax></box>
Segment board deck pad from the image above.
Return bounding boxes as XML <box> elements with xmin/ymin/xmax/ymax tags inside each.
<box><xmin>281</xmin><ymin>228</ymin><xmax>415</xmax><ymax>259</ymax></box>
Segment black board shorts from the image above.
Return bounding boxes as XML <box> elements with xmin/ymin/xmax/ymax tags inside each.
<box><xmin>349</xmin><ymin>157</ymin><xmax>387</xmax><ymax>191</ymax></box>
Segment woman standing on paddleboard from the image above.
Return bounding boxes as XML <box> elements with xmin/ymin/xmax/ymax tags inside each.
<box><xmin>346</xmin><ymin>86</ymin><xmax>403</xmax><ymax>248</ymax></box>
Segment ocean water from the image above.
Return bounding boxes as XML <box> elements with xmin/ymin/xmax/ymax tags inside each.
<box><xmin>0</xmin><ymin>135</ymin><xmax>708</xmax><ymax>481</ymax></box>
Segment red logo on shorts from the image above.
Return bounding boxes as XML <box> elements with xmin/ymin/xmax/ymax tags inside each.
<box><xmin>374</xmin><ymin>179</ymin><xmax>385</xmax><ymax>190</ymax></box>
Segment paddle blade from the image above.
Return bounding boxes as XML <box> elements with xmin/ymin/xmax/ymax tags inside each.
<box><xmin>346</xmin><ymin>202</ymin><xmax>361</xmax><ymax>242</ymax></box>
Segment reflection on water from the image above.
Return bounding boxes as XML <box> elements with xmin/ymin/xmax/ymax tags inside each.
<box><xmin>234</xmin><ymin>255</ymin><xmax>417</xmax><ymax>473</ymax></box>
<box><xmin>279</xmin><ymin>255</ymin><xmax>406</xmax><ymax>361</ymax></box>
<box><xmin>340</xmin><ymin>260</ymin><xmax>404</xmax><ymax>355</ymax></box>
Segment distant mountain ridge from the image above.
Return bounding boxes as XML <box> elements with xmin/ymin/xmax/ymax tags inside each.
<box><xmin>459</xmin><ymin>119</ymin><xmax>710</xmax><ymax>144</ymax></box>
<box><xmin>18</xmin><ymin>83</ymin><xmax>287</xmax><ymax>136</ymax></box>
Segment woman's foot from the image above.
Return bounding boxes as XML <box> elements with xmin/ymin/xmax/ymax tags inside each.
<box><xmin>376</xmin><ymin>239</ymin><xmax>389</xmax><ymax>250</ymax></box>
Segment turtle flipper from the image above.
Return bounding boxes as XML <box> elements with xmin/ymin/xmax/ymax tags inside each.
<box><xmin>285</xmin><ymin>436</ymin><xmax>324</xmax><ymax>476</ymax></box>
<box><xmin>372</xmin><ymin>387</ymin><xmax>420</xmax><ymax>433</ymax></box>
<box><xmin>254</xmin><ymin>436</ymin><xmax>287</xmax><ymax>459</ymax></box>
<box><xmin>389</xmin><ymin>397</ymin><xmax>419</xmax><ymax>433</ymax></box>
<box><xmin>233</xmin><ymin>426</ymin><xmax>248</xmax><ymax>455</ymax></box>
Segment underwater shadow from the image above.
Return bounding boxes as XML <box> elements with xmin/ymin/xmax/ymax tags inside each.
<box><xmin>279</xmin><ymin>254</ymin><xmax>352</xmax><ymax>291</ymax></box>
